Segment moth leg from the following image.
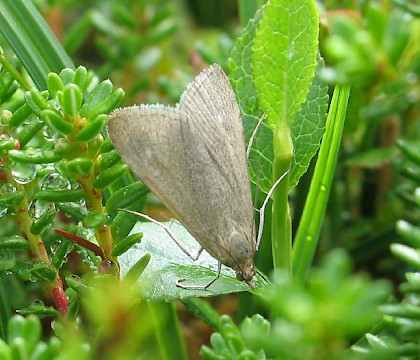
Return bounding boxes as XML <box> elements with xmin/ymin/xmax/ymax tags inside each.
<box><xmin>246</xmin><ymin>112</ymin><xmax>266</xmax><ymax>159</ymax></box>
<box><xmin>118</xmin><ymin>209</ymin><xmax>202</xmax><ymax>261</ymax></box>
<box><xmin>176</xmin><ymin>261</ymin><xmax>221</xmax><ymax>290</ymax></box>
<box><xmin>256</xmin><ymin>169</ymin><xmax>290</xmax><ymax>250</ymax></box>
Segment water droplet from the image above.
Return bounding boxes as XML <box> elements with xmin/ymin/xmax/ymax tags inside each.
<box><xmin>28</xmin><ymin>200</ymin><xmax>55</xmax><ymax>220</ymax></box>
<box><xmin>31</xmin><ymin>299</ymin><xmax>44</xmax><ymax>306</ymax></box>
<box><xmin>50</xmin><ymin>240</ymin><xmax>61</xmax><ymax>254</ymax></box>
<box><xmin>10</xmin><ymin>162</ymin><xmax>37</xmax><ymax>184</ymax></box>
<box><xmin>40</xmin><ymin>172</ymin><xmax>71</xmax><ymax>191</ymax></box>
<box><xmin>0</xmin><ymin>208</ymin><xmax>8</xmax><ymax>218</ymax></box>
<box><xmin>0</xmin><ymin>183</ymin><xmax>16</xmax><ymax>194</ymax></box>
<box><xmin>28</xmin><ymin>275</ymin><xmax>38</xmax><ymax>283</ymax></box>
<box><xmin>43</xmin><ymin>126</ymin><xmax>56</xmax><ymax>141</ymax></box>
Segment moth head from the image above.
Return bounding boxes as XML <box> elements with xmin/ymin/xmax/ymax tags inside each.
<box><xmin>224</xmin><ymin>229</ymin><xmax>256</xmax><ymax>288</ymax></box>
<box><xmin>235</xmin><ymin>263</ymin><xmax>256</xmax><ymax>289</ymax></box>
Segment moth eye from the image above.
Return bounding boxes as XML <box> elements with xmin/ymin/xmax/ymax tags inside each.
<box><xmin>236</xmin><ymin>272</ymin><xmax>245</xmax><ymax>281</ymax></box>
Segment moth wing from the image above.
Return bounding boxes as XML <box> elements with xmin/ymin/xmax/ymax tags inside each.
<box><xmin>108</xmin><ymin>65</ymin><xmax>255</xmax><ymax>265</ymax></box>
<box><xmin>108</xmin><ymin>106</ymin><xmax>198</xmax><ymax>230</ymax></box>
<box><xmin>177</xmin><ymin>64</ymin><xmax>255</xmax><ymax>252</ymax></box>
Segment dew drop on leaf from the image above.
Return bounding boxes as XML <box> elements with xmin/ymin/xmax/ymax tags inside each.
<box><xmin>40</xmin><ymin>172</ymin><xmax>71</xmax><ymax>191</ymax></box>
<box><xmin>10</xmin><ymin>162</ymin><xmax>37</xmax><ymax>184</ymax></box>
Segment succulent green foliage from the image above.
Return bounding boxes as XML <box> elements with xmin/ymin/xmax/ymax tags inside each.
<box><xmin>0</xmin><ymin>62</ymin><xmax>151</xmax><ymax>322</ymax></box>
<box><xmin>0</xmin><ymin>315</ymin><xmax>60</xmax><ymax>360</ymax></box>
<box><xmin>201</xmin><ymin>250</ymin><xmax>391</xmax><ymax>360</ymax></box>
<box><xmin>322</xmin><ymin>3</ymin><xmax>418</xmax><ymax>89</ymax></box>
<box><xmin>62</xmin><ymin>1</ymin><xmax>180</xmax><ymax>102</ymax></box>
<box><xmin>350</xmin><ymin>136</ymin><xmax>420</xmax><ymax>358</ymax></box>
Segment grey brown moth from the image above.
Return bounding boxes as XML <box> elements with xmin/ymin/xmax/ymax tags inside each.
<box><xmin>108</xmin><ymin>64</ymin><xmax>257</xmax><ymax>288</ymax></box>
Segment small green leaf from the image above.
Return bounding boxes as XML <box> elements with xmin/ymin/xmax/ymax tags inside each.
<box><xmin>34</xmin><ymin>189</ymin><xmax>85</xmax><ymax>202</ymax></box>
<box><xmin>59</xmin><ymin>68</ymin><xmax>75</xmax><ymax>85</ymax></box>
<box><xmin>56</xmin><ymin>202</ymin><xmax>88</xmax><ymax>221</ymax></box>
<box><xmin>397</xmin><ymin>139</ymin><xmax>420</xmax><ymax>165</ymax></box>
<box><xmin>0</xmin><ymin>236</ymin><xmax>29</xmax><ymax>249</ymax></box>
<box><xmin>390</xmin><ymin>244</ymin><xmax>420</xmax><ymax>268</ymax></box>
<box><xmin>396</xmin><ymin>220</ymin><xmax>420</xmax><ymax>249</ymax></box>
<box><xmin>0</xmin><ymin>249</ymin><xmax>15</xmax><ymax>271</ymax></box>
<box><xmin>61</xmin><ymin>84</ymin><xmax>83</xmax><ymax>118</ymax></box>
<box><xmin>7</xmin><ymin>315</ymin><xmax>25</xmax><ymax>342</ymax></box>
<box><xmin>98</xmin><ymin>138</ymin><xmax>115</xmax><ymax>154</ymax></box>
<box><xmin>80</xmin><ymin>79</ymin><xmax>114</xmax><ymax>117</ymax></box>
<box><xmin>47</xmin><ymin>73</ymin><xmax>64</xmax><ymax>97</ymax></box>
<box><xmin>16</xmin><ymin>118</ymin><xmax>44</xmax><ymax>147</ymax></box>
<box><xmin>105</xmin><ymin>181</ymin><xmax>148</xmax><ymax>213</ymax></box>
<box><xmin>61</xmin><ymin>158</ymin><xmax>93</xmax><ymax>176</ymax></box>
<box><xmin>9</xmin><ymin>104</ymin><xmax>32</xmax><ymax>127</ymax></box>
<box><xmin>30</xmin><ymin>210</ymin><xmax>56</xmax><ymax>235</ymax></box>
<box><xmin>82</xmin><ymin>211</ymin><xmax>109</xmax><ymax>228</ymax></box>
<box><xmin>0</xmin><ymin>191</ymin><xmax>24</xmax><ymax>207</ymax></box>
<box><xmin>52</xmin><ymin>240</ymin><xmax>74</xmax><ymax>269</ymax></box>
<box><xmin>0</xmin><ymin>139</ymin><xmax>17</xmax><ymax>152</ymax></box>
<box><xmin>73</xmin><ymin>66</ymin><xmax>88</xmax><ymax>90</ymax></box>
<box><xmin>123</xmin><ymin>253</ymin><xmax>151</xmax><ymax>287</ymax></box>
<box><xmin>22</xmin><ymin>315</ymin><xmax>42</xmax><ymax>354</ymax></box>
<box><xmin>112</xmin><ymin>233</ymin><xmax>143</xmax><ymax>256</ymax></box>
<box><xmin>76</xmin><ymin>114</ymin><xmax>107</xmax><ymax>141</ymax></box>
<box><xmin>25</xmin><ymin>89</ymin><xmax>49</xmax><ymax>116</ymax></box>
<box><xmin>65</xmin><ymin>275</ymin><xmax>87</xmax><ymax>294</ymax></box>
<box><xmin>29</xmin><ymin>262</ymin><xmax>57</xmax><ymax>282</ymax></box>
<box><xmin>99</xmin><ymin>149</ymin><xmax>121</xmax><ymax>171</ymax></box>
<box><xmin>41</xmin><ymin>109</ymin><xmax>74</xmax><ymax>135</ymax></box>
<box><xmin>86</xmin><ymin>88</ymin><xmax>125</xmax><ymax>119</ymax></box>
<box><xmin>16</xmin><ymin>306</ymin><xmax>58</xmax><ymax>317</ymax></box>
<box><xmin>93</xmin><ymin>163</ymin><xmax>128</xmax><ymax>189</ymax></box>
<box><xmin>8</xmin><ymin>148</ymin><xmax>61</xmax><ymax>164</ymax></box>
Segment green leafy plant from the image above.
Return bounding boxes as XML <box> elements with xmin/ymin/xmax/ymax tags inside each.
<box><xmin>0</xmin><ymin>0</ymin><xmax>417</xmax><ymax>359</ymax></box>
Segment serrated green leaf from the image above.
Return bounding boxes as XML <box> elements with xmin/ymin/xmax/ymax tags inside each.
<box><xmin>230</xmin><ymin>4</ymin><xmax>327</xmax><ymax>191</ymax></box>
<box><xmin>289</xmin><ymin>57</ymin><xmax>329</xmax><ymax>189</ymax></box>
<box><xmin>252</xmin><ymin>0</ymin><xmax>319</xmax><ymax>130</ymax></box>
<box><xmin>230</xmin><ymin>6</ymin><xmax>273</xmax><ymax>191</ymax></box>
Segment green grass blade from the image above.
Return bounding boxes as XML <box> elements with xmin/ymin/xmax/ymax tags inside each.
<box><xmin>0</xmin><ymin>0</ymin><xmax>74</xmax><ymax>90</ymax></box>
<box><xmin>149</xmin><ymin>302</ymin><xmax>188</xmax><ymax>360</ymax></box>
<box><xmin>293</xmin><ymin>86</ymin><xmax>351</xmax><ymax>283</ymax></box>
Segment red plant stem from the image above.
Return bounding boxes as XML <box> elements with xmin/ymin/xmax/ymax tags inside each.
<box><xmin>50</xmin><ymin>278</ymin><xmax>68</xmax><ymax>315</ymax></box>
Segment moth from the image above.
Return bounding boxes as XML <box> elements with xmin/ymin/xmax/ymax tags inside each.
<box><xmin>108</xmin><ymin>64</ymin><xmax>258</xmax><ymax>288</ymax></box>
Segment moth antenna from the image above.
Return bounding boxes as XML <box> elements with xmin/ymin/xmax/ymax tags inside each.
<box><xmin>256</xmin><ymin>169</ymin><xmax>290</xmax><ymax>250</ymax></box>
<box><xmin>256</xmin><ymin>269</ymin><xmax>272</xmax><ymax>285</ymax></box>
<box><xmin>118</xmin><ymin>208</ymin><xmax>203</xmax><ymax>261</ymax></box>
<box><xmin>246</xmin><ymin>112</ymin><xmax>266</xmax><ymax>159</ymax></box>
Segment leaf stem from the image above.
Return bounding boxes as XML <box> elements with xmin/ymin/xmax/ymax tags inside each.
<box><xmin>271</xmin><ymin>123</ymin><xmax>293</xmax><ymax>277</ymax></box>
<box><xmin>293</xmin><ymin>86</ymin><xmax>350</xmax><ymax>284</ymax></box>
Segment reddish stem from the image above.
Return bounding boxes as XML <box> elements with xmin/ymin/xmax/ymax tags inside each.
<box><xmin>55</xmin><ymin>229</ymin><xmax>105</xmax><ymax>260</ymax></box>
<box><xmin>51</xmin><ymin>278</ymin><xmax>69</xmax><ymax>315</ymax></box>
